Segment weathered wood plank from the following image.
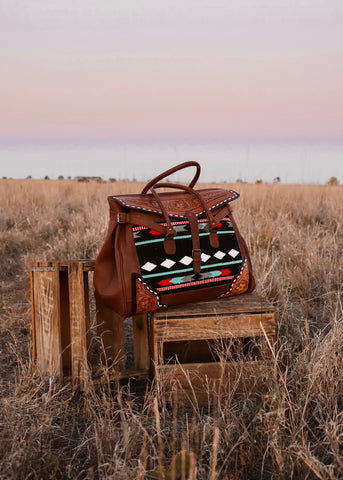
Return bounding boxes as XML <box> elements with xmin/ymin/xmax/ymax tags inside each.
<box><xmin>150</xmin><ymin>292</ymin><xmax>276</xmax><ymax>403</ymax></box>
<box><xmin>61</xmin><ymin>260</ymin><xmax>95</xmax><ymax>271</ymax></box>
<box><xmin>159</xmin><ymin>361</ymin><xmax>271</xmax><ymax>383</ymax></box>
<box><xmin>68</xmin><ymin>262</ymin><xmax>90</xmax><ymax>391</ymax></box>
<box><xmin>153</xmin><ymin>313</ymin><xmax>275</xmax><ymax>342</ymax></box>
<box><xmin>96</xmin><ymin>301</ymin><xmax>125</xmax><ymax>370</ymax></box>
<box><xmin>153</xmin><ymin>292</ymin><xmax>275</xmax><ymax>318</ymax></box>
<box><xmin>158</xmin><ymin>361</ymin><xmax>272</xmax><ymax>403</ymax></box>
<box><xmin>30</xmin><ymin>260</ymin><xmax>95</xmax><ymax>272</ymax></box>
<box><xmin>83</xmin><ymin>271</ymin><xmax>91</xmax><ymax>353</ymax></box>
<box><xmin>31</xmin><ymin>264</ymin><xmax>63</xmax><ymax>378</ymax></box>
<box><xmin>30</xmin><ymin>270</ymin><xmax>37</xmax><ymax>362</ymax></box>
<box><xmin>159</xmin><ymin>334</ymin><xmax>274</xmax><ymax>365</ymax></box>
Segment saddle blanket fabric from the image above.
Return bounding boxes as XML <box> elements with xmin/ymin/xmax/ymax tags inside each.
<box><xmin>133</xmin><ymin>217</ymin><xmax>243</xmax><ymax>295</ymax></box>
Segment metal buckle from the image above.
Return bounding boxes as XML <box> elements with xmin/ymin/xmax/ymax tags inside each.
<box><xmin>117</xmin><ymin>212</ymin><xmax>126</xmax><ymax>224</ymax></box>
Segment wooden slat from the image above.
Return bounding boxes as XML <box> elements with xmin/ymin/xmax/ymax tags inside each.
<box><xmin>117</xmin><ymin>368</ymin><xmax>150</xmax><ymax>380</ymax></box>
<box><xmin>30</xmin><ymin>270</ymin><xmax>37</xmax><ymax>362</ymax></box>
<box><xmin>31</xmin><ymin>264</ymin><xmax>63</xmax><ymax>378</ymax></box>
<box><xmin>158</xmin><ymin>334</ymin><xmax>274</xmax><ymax>365</ymax></box>
<box><xmin>152</xmin><ymin>313</ymin><xmax>275</xmax><ymax>342</ymax></box>
<box><xmin>60</xmin><ymin>260</ymin><xmax>95</xmax><ymax>271</ymax></box>
<box><xmin>159</xmin><ymin>361</ymin><xmax>271</xmax><ymax>382</ymax></box>
<box><xmin>83</xmin><ymin>271</ymin><xmax>91</xmax><ymax>354</ymax></box>
<box><xmin>96</xmin><ymin>302</ymin><xmax>125</xmax><ymax>371</ymax></box>
<box><xmin>30</xmin><ymin>262</ymin><xmax>61</xmax><ymax>270</ymax></box>
<box><xmin>153</xmin><ymin>292</ymin><xmax>275</xmax><ymax>319</ymax></box>
<box><xmin>158</xmin><ymin>361</ymin><xmax>271</xmax><ymax>404</ymax></box>
<box><xmin>68</xmin><ymin>262</ymin><xmax>90</xmax><ymax>391</ymax></box>
<box><xmin>150</xmin><ymin>292</ymin><xmax>276</xmax><ymax>403</ymax></box>
<box><xmin>132</xmin><ymin>314</ymin><xmax>150</xmax><ymax>370</ymax></box>
<box><xmin>30</xmin><ymin>260</ymin><xmax>95</xmax><ymax>272</ymax></box>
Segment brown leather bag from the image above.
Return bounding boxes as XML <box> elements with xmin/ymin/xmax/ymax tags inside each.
<box><xmin>94</xmin><ymin>162</ymin><xmax>255</xmax><ymax>318</ymax></box>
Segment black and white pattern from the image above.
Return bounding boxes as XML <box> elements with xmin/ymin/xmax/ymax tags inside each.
<box><xmin>132</xmin><ymin>218</ymin><xmax>243</xmax><ymax>294</ymax></box>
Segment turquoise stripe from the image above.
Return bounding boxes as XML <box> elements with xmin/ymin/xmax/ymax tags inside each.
<box><xmin>201</xmin><ymin>260</ymin><xmax>242</xmax><ymax>270</ymax></box>
<box><xmin>142</xmin><ymin>259</ymin><xmax>242</xmax><ymax>279</ymax></box>
<box><xmin>135</xmin><ymin>230</ymin><xmax>235</xmax><ymax>246</ymax></box>
<box><xmin>143</xmin><ymin>266</ymin><xmax>194</xmax><ymax>278</ymax></box>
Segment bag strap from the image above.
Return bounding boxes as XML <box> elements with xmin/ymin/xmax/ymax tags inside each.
<box><xmin>152</xmin><ymin>182</ymin><xmax>218</xmax><ymax>230</ymax></box>
<box><xmin>146</xmin><ymin>183</ymin><xmax>220</xmax><ymax>270</ymax></box>
<box><xmin>149</xmin><ymin>187</ymin><xmax>177</xmax><ymax>256</ymax></box>
<box><xmin>141</xmin><ymin>161</ymin><xmax>201</xmax><ymax>194</ymax></box>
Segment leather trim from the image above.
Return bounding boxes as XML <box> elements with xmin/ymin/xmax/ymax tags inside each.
<box><xmin>219</xmin><ymin>259</ymin><xmax>250</xmax><ymax>298</ymax></box>
<box><xmin>135</xmin><ymin>277</ymin><xmax>165</xmax><ymax>314</ymax></box>
<box><xmin>110</xmin><ymin>189</ymin><xmax>239</xmax><ymax>218</ymax></box>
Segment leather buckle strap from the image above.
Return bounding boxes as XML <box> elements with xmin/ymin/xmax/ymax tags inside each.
<box><xmin>116</xmin><ymin>211</ymin><xmax>167</xmax><ymax>237</ymax></box>
<box><xmin>187</xmin><ymin>211</ymin><xmax>202</xmax><ymax>275</ymax></box>
<box><xmin>148</xmin><ymin>186</ymin><xmax>177</xmax><ymax>255</ymax></box>
<box><xmin>150</xmin><ymin>182</ymin><xmax>219</xmax><ymax>248</ymax></box>
<box><xmin>192</xmin><ymin>249</ymin><xmax>202</xmax><ymax>275</ymax></box>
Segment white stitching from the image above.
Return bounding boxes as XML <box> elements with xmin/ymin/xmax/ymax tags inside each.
<box><xmin>137</xmin><ymin>277</ymin><xmax>166</xmax><ymax>309</ymax></box>
<box><xmin>219</xmin><ymin>258</ymin><xmax>247</xmax><ymax>298</ymax></box>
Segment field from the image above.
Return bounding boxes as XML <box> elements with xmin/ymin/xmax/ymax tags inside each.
<box><xmin>0</xmin><ymin>178</ymin><xmax>342</xmax><ymax>479</ymax></box>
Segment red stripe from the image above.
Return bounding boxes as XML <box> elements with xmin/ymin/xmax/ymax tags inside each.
<box><xmin>220</xmin><ymin>269</ymin><xmax>231</xmax><ymax>276</ymax></box>
<box><xmin>132</xmin><ymin>217</ymin><xmax>231</xmax><ymax>232</ymax></box>
<box><xmin>156</xmin><ymin>275</ymin><xmax>234</xmax><ymax>292</ymax></box>
<box><xmin>158</xmin><ymin>278</ymin><xmax>173</xmax><ymax>286</ymax></box>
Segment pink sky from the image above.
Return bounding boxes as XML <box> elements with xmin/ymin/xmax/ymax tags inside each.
<box><xmin>1</xmin><ymin>1</ymin><xmax>343</xmax><ymax>144</ymax></box>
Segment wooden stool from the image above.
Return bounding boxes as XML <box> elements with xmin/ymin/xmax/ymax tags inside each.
<box><xmin>149</xmin><ymin>292</ymin><xmax>275</xmax><ymax>403</ymax></box>
<box><xmin>30</xmin><ymin>261</ymin><xmax>150</xmax><ymax>391</ymax></box>
<box><xmin>30</xmin><ymin>261</ymin><xmax>275</xmax><ymax>401</ymax></box>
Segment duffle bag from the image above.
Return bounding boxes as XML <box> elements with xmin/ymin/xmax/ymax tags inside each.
<box><xmin>94</xmin><ymin>161</ymin><xmax>255</xmax><ymax>318</ymax></box>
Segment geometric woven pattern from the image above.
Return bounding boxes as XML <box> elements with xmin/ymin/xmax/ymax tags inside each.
<box><xmin>132</xmin><ymin>217</ymin><xmax>243</xmax><ymax>295</ymax></box>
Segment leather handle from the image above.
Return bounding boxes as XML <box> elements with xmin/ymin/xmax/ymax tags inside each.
<box><xmin>151</xmin><ymin>182</ymin><xmax>217</xmax><ymax>228</ymax></box>
<box><xmin>149</xmin><ymin>182</ymin><xmax>220</xmax><ymax>249</ymax></box>
<box><xmin>141</xmin><ymin>161</ymin><xmax>201</xmax><ymax>194</ymax></box>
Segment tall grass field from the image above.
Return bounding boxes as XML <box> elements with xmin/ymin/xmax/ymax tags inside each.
<box><xmin>0</xmin><ymin>178</ymin><xmax>342</xmax><ymax>479</ymax></box>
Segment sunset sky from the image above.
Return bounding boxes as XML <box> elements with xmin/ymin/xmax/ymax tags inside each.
<box><xmin>1</xmin><ymin>0</ymin><xmax>343</xmax><ymax>145</ymax></box>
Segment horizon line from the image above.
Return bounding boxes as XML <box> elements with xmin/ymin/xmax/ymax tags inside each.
<box><xmin>1</xmin><ymin>139</ymin><xmax>343</xmax><ymax>148</ymax></box>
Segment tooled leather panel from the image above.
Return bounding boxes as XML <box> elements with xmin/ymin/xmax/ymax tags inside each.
<box><xmin>135</xmin><ymin>277</ymin><xmax>164</xmax><ymax>314</ymax></box>
<box><xmin>111</xmin><ymin>189</ymin><xmax>239</xmax><ymax>218</ymax></box>
<box><xmin>220</xmin><ymin>259</ymin><xmax>250</xmax><ymax>298</ymax></box>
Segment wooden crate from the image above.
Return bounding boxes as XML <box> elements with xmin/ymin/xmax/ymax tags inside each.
<box><xmin>149</xmin><ymin>292</ymin><xmax>275</xmax><ymax>403</ymax></box>
<box><xmin>30</xmin><ymin>261</ymin><xmax>150</xmax><ymax>391</ymax></box>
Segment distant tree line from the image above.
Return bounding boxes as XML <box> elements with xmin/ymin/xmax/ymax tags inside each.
<box><xmin>1</xmin><ymin>175</ymin><xmax>339</xmax><ymax>185</ymax></box>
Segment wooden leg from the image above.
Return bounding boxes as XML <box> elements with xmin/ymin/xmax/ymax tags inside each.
<box><xmin>59</xmin><ymin>270</ymin><xmax>71</xmax><ymax>369</ymax></box>
<box><xmin>68</xmin><ymin>262</ymin><xmax>90</xmax><ymax>392</ymax></box>
<box><xmin>83</xmin><ymin>271</ymin><xmax>91</xmax><ymax>355</ymax></box>
<box><xmin>30</xmin><ymin>270</ymin><xmax>37</xmax><ymax>363</ymax></box>
<box><xmin>132</xmin><ymin>314</ymin><xmax>150</xmax><ymax>370</ymax></box>
<box><xmin>96</xmin><ymin>301</ymin><xmax>125</xmax><ymax>371</ymax></box>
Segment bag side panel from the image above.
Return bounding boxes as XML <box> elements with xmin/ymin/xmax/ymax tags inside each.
<box><xmin>94</xmin><ymin>201</ymin><xmax>141</xmax><ymax>317</ymax></box>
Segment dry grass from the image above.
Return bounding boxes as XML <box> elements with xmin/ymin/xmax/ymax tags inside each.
<box><xmin>0</xmin><ymin>179</ymin><xmax>342</xmax><ymax>479</ymax></box>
